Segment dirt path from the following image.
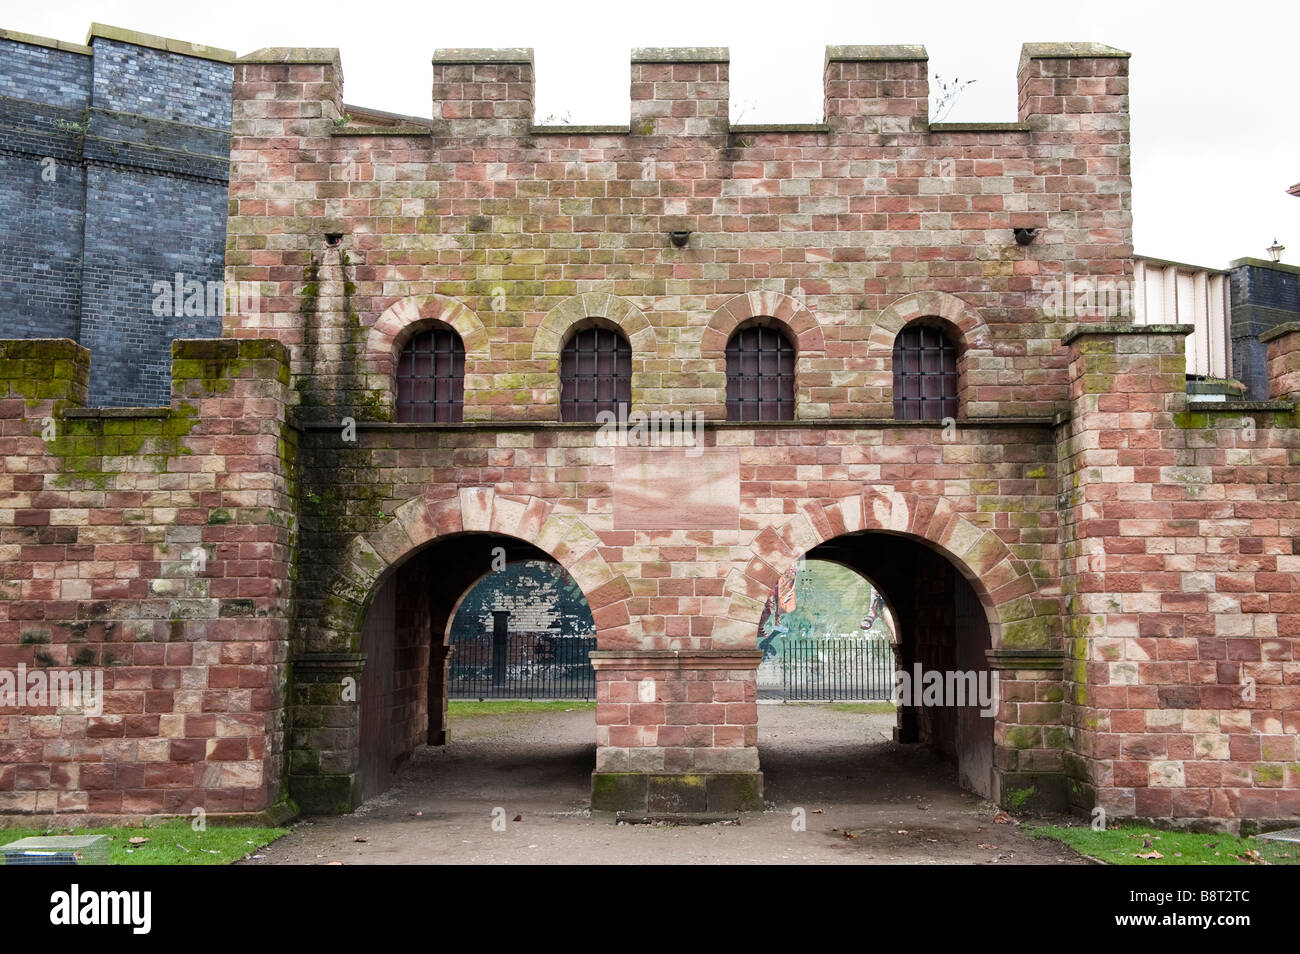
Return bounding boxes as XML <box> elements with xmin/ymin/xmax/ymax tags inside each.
<box><xmin>245</xmin><ymin>705</ymin><xmax>1086</xmax><ymax>865</ymax></box>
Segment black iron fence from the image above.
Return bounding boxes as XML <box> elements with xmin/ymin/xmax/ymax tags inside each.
<box><xmin>757</xmin><ymin>635</ymin><xmax>896</xmax><ymax>701</ymax></box>
<box><xmin>448</xmin><ymin>632</ymin><xmax>596</xmax><ymax>700</ymax></box>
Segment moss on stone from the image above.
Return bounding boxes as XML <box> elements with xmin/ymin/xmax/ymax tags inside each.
<box><xmin>1173</xmin><ymin>410</ymin><xmax>1210</xmax><ymax>429</ymax></box>
<box><xmin>1006</xmin><ymin>726</ymin><xmax>1040</xmax><ymax>749</ymax></box>
<box><xmin>43</xmin><ymin>404</ymin><xmax>199</xmax><ymax>489</ymax></box>
<box><xmin>1252</xmin><ymin>764</ymin><xmax>1284</xmax><ymax>785</ymax></box>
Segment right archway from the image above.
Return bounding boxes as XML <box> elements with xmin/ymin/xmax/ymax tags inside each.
<box><xmin>724</xmin><ymin>491</ymin><xmax>1066</xmax><ymax>811</ymax></box>
<box><xmin>805</xmin><ymin>531</ymin><xmax>994</xmax><ymax>798</ymax></box>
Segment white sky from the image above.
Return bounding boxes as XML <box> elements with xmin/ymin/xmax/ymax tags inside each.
<box><xmin>11</xmin><ymin>0</ymin><xmax>1299</xmax><ymax>267</ymax></box>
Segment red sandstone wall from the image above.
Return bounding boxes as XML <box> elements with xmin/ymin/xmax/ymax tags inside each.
<box><xmin>0</xmin><ymin>339</ymin><xmax>295</xmax><ymax>819</ymax></box>
<box><xmin>225</xmin><ymin>44</ymin><xmax>1132</xmax><ymax>422</ymax></box>
<box><xmin>2</xmin><ymin>40</ymin><xmax>1297</xmax><ymax>825</ymax></box>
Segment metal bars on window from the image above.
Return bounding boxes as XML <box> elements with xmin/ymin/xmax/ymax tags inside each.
<box><xmin>892</xmin><ymin>324</ymin><xmax>957</xmax><ymax>420</ymax></box>
<box><xmin>396</xmin><ymin>328</ymin><xmax>465</xmax><ymax>423</ymax></box>
<box><xmin>560</xmin><ymin>327</ymin><xmax>632</xmax><ymax>422</ymax></box>
<box><xmin>725</xmin><ymin>324</ymin><xmax>795</xmax><ymax>422</ymax></box>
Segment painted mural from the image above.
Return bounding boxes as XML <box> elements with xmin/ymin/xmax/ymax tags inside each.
<box><xmin>757</xmin><ymin>559</ymin><xmax>891</xmax><ymax>659</ymax></box>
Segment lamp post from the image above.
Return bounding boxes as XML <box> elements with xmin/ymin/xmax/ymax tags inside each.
<box><xmin>1268</xmin><ymin>239</ymin><xmax>1285</xmax><ymax>262</ymax></box>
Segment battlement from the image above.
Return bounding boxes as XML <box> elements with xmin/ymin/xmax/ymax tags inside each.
<box><xmin>236</xmin><ymin>41</ymin><xmax>1130</xmax><ymax>138</ymax></box>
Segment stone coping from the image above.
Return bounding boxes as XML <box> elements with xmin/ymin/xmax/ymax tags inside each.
<box><xmin>930</xmin><ymin>122</ymin><xmax>1030</xmax><ymax>133</ymax></box>
<box><xmin>529</xmin><ymin>124</ymin><xmax>630</xmax><ymax>136</ymax></box>
<box><xmin>238</xmin><ymin>47</ymin><xmax>341</xmax><ymax>67</ymax></box>
<box><xmin>0</xmin><ymin>26</ymin><xmax>91</xmax><ymax>55</ymax></box>
<box><xmin>331</xmin><ymin>127</ymin><xmax>431</xmax><ymax>137</ymax></box>
<box><xmin>1020</xmin><ymin>42</ymin><xmax>1130</xmax><ymax>59</ymax></box>
<box><xmin>433</xmin><ymin>48</ymin><xmax>532</xmax><ymax>65</ymax></box>
<box><xmin>86</xmin><ymin>22</ymin><xmax>235</xmax><ymax>64</ymax></box>
<box><xmin>632</xmin><ymin>47</ymin><xmax>728</xmax><ymax>63</ymax></box>
<box><xmin>1231</xmin><ymin>257</ymin><xmax>1300</xmax><ymax>276</ymax></box>
<box><xmin>1061</xmin><ymin>322</ymin><xmax>1193</xmax><ymax>345</ymax></box>
<box><xmin>731</xmin><ymin>123</ymin><xmax>831</xmax><ymax>135</ymax></box>
<box><xmin>1259</xmin><ymin>322</ymin><xmax>1300</xmax><ymax>343</ymax></box>
<box><xmin>825</xmin><ymin>44</ymin><xmax>927</xmax><ymax>65</ymax></box>
<box><xmin>341</xmin><ymin>103</ymin><xmax>433</xmax><ymax>128</ymax></box>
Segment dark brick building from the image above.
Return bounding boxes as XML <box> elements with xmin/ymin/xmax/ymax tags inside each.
<box><xmin>0</xmin><ymin>24</ymin><xmax>232</xmax><ymax>406</ymax></box>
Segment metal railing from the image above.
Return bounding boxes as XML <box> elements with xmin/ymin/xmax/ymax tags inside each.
<box><xmin>447</xmin><ymin>632</ymin><xmax>596</xmax><ymax>700</ymax></box>
<box><xmin>756</xmin><ymin>634</ymin><xmax>896</xmax><ymax>701</ymax></box>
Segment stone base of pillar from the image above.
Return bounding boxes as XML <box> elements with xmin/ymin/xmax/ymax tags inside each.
<box><xmin>289</xmin><ymin>652</ymin><xmax>365</xmax><ymax>814</ymax></box>
<box><xmin>591</xmin><ymin>772</ymin><xmax>764</xmax><ymax>814</ymax></box>
<box><xmin>588</xmin><ymin>649</ymin><xmax>765</xmax><ymax>814</ymax></box>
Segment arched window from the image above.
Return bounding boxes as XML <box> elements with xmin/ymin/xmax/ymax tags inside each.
<box><xmin>726</xmin><ymin>323</ymin><xmax>795</xmax><ymax>421</ymax></box>
<box><xmin>396</xmin><ymin>327</ymin><xmax>465</xmax><ymax>422</ymax></box>
<box><xmin>893</xmin><ymin>323</ymin><xmax>957</xmax><ymax>420</ymax></box>
<box><xmin>560</xmin><ymin>326</ymin><xmax>631</xmax><ymax>422</ymax></box>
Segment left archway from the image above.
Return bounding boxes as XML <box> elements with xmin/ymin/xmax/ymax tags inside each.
<box><xmin>356</xmin><ymin>533</ymin><xmax>585</xmax><ymax>802</ymax></box>
<box><xmin>293</xmin><ymin>490</ymin><xmax>634</xmax><ymax>812</ymax></box>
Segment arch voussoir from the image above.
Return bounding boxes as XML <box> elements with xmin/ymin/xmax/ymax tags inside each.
<box><xmin>364</xmin><ymin>293</ymin><xmax>488</xmax><ymax>377</ymax></box>
<box><xmin>321</xmin><ymin>488</ymin><xmax>630</xmax><ymax>652</ymax></box>
<box><xmin>534</xmin><ymin>292</ymin><xmax>655</xmax><ymax>362</ymax></box>
<box><xmin>705</xmin><ymin>292</ymin><xmax>826</xmax><ymax>355</ymax></box>
<box><xmin>874</xmin><ymin>290</ymin><xmax>992</xmax><ymax>350</ymax></box>
<box><xmin>726</xmin><ymin>493</ymin><xmax>1042</xmax><ymax>651</ymax></box>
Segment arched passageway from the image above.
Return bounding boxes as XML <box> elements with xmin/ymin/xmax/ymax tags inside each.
<box><xmin>355</xmin><ymin>532</ymin><xmax>595</xmax><ymax>802</ymax></box>
<box><xmin>762</xmin><ymin>531</ymin><xmax>996</xmax><ymax>799</ymax></box>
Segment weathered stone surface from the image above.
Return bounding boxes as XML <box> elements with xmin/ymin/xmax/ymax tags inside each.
<box><xmin>0</xmin><ymin>34</ymin><xmax>1296</xmax><ymax>829</ymax></box>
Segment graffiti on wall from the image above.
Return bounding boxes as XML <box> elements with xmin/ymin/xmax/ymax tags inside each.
<box><xmin>756</xmin><ymin>559</ymin><xmax>890</xmax><ymax>658</ymax></box>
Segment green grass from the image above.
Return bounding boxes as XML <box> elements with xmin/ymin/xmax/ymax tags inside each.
<box><xmin>825</xmin><ymin>702</ymin><xmax>897</xmax><ymax>715</ymax></box>
<box><xmin>448</xmin><ymin>700</ymin><xmax>596</xmax><ymax>716</ymax></box>
<box><xmin>1029</xmin><ymin>824</ymin><xmax>1296</xmax><ymax>865</ymax></box>
<box><xmin>0</xmin><ymin>820</ymin><xmax>287</xmax><ymax>865</ymax></box>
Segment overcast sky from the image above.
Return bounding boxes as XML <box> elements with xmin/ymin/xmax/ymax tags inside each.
<box><xmin>12</xmin><ymin>0</ymin><xmax>1299</xmax><ymax>267</ymax></box>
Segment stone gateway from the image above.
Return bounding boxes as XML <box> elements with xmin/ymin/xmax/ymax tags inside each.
<box><xmin>2</xmin><ymin>28</ymin><xmax>1298</xmax><ymax>828</ymax></box>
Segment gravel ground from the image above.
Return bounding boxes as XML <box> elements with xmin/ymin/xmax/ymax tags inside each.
<box><xmin>243</xmin><ymin>704</ymin><xmax>1086</xmax><ymax>865</ymax></box>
